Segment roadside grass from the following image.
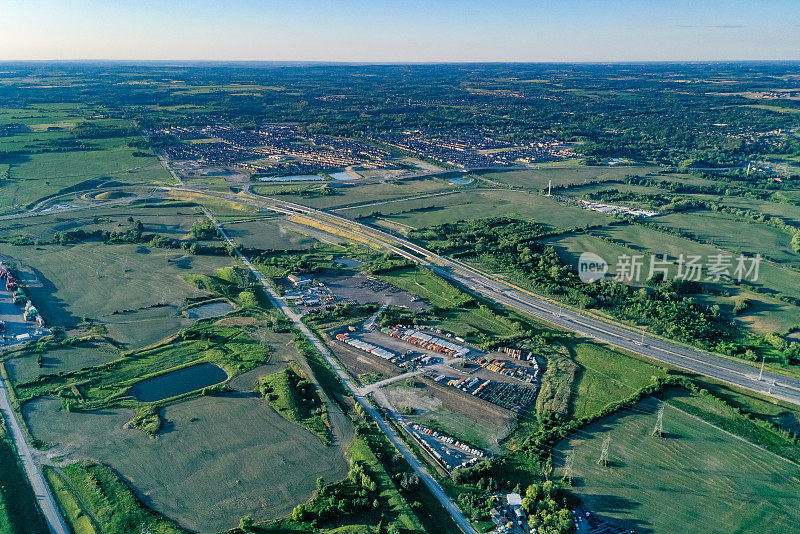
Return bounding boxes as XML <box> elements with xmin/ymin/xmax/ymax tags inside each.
<box><xmin>58</xmin><ymin>461</ymin><xmax>186</xmax><ymax>534</ymax></box>
<box><xmin>554</xmin><ymin>395</ymin><xmax>800</xmax><ymax>533</ymax></box>
<box><xmin>568</xmin><ymin>342</ymin><xmax>667</xmax><ymax>420</ymax></box>
<box><xmin>44</xmin><ymin>467</ymin><xmax>98</xmax><ymax>534</ymax></box>
<box><xmin>273</xmin><ymin>178</ymin><xmax>455</xmax><ymax>210</ymax></box>
<box><xmin>375</xmin><ymin>267</ymin><xmax>521</xmax><ymax>340</ymax></box>
<box><xmin>414</xmin><ymin>406</ymin><xmax>513</xmax><ymax>451</ymax></box>
<box><xmin>689</xmin><ymin>378</ymin><xmax>800</xmax><ymax>436</ymax></box>
<box><xmin>0</xmin><ymin>433</ymin><xmax>49</xmax><ymax>534</ymax></box>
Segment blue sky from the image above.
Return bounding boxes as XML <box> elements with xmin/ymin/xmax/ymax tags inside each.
<box><xmin>1</xmin><ymin>0</ymin><xmax>798</xmax><ymax>61</ymax></box>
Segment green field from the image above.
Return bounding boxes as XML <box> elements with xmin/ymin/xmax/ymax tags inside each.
<box><xmin>376</xmin><ymin>267</ymin><xmax>520</xmax><ymax>339</ymax></box>
<box><xmin>569</xmin><ymin>342</ymin><xmax>668</xmax><ymax>420</ymax></box>
<box><xmin>543</xmin><ymin>225</ymin><xmax>800</xmax><ymax>334</ymax></box>
<box><xmin>5</xmin><ymin>341</ymin><xmax>118</xmax><ymax>384</ymax></box>
<box><xmin>25</xmin><ymin>393</ymin><xmax>349</xmax><ymax>533</ymax></box>
<box><xmin>1</xmin><ymin>138</ymin><xmax>171</xmax><ymax>214</ymax></box>
<box><xmin>349</xmin><ymin>189</ymin><xmax>609</xmax><ymax>230</ymax></box>
<box><xmin>555</xmin><ymin>395</ymin><xmax>800</xmax><ymax>533</ymax></box>
<box><xmin>692</xmin><ymin>195</ymin><xmax>800</xmax><ymax>226</ymax></box>
<box><xmin>0</xmin><ymin>205</ymin><xmax>211</xmax><ymax>243</ymax></box>
<box><xmin>477</xmin><ymin>165</ymin><xmax>660</xmax><ymax>189</ymax></box>
<box><xmin>0</xmin><ymin>433</ymin><xmax>49</xmax><ymax>534</ymax></box>
<box><xmin>223</xmin><ymin>218</ymin><xmax>317</xmax><ymax>250</ymax></box>
<box><xmin>274</xmin><ymin>178</ymin><xmax>458</xmax><ymax>210</ymax></box>
<box><xmin>258</xmin><ymin>365</ymin><xmax>330</xmax><ymax>442</ymax></box>
<box><xmin>651</xmin><ymin>210</ymin><xmax>799</xmax><ymax>266</ymax></box>
<box><xmin>0</xmin><ymin>242</ymin><xmax>233</xmax><ymax>346</ymax></box>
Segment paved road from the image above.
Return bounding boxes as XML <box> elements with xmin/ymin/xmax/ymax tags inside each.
<box><xmin>204</xmin><ymin>208</ymin><xmax>478</xmax><ymax>534</ymax></box>
<box><xmin>0</xmin><ymin>376</ymin><xmax>69</xmax><ymax>534</ymax></box>
<box><xmin>186</xmin><ymin>188</ymin><xmax>800</xmax><ymax>407</ymax></box>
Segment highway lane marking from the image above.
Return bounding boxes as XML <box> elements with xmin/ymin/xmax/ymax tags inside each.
<box><xmin>199</xmin><ymin>189</ymin><xmax>800</xmax><ymax>403</ymax></box>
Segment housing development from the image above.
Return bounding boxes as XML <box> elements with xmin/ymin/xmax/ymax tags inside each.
<box><xmin>0</xmin><ymin>58</ymin><xmax>799</xmax><ymax>534</ymax></box>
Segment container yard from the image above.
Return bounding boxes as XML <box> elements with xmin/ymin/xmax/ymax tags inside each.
<box><xmin>0</xmin><ymin>260</ymin><xmax>49</xmax><ymax>346</ymax></box>
<box><xmin>475</xmin><ymin>355</ymin><xmax>539</xmax><ymax>383</ymax></box>
<box><xmin>444</xmin><ymin>375</ymin><xmax>538</xmax><ymax>413</ymax></box>
<box><xmin>382</xmin><ymin>325</ymin><xmax>470</xmax><ymax>357</ymax></box>
<box><xmin>404</xmin><ymin>422</ymin><xmax>487</xmax><ymax>472</ymax></box>
<box><xmin>335</xmin><ymin>332</ymin><xmax>441</xmax><ymax>369</ymax></box>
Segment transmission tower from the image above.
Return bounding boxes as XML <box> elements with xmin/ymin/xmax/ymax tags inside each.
<box><xmin>598</xmin><ymin>434</ymin><xmax>610</xmax><ymax>467</ymax></box>
<box><xmin>652</xmin><ymin>405</ymin><xmax>664</xmax><ymax>437</ymax></box>
<box><xmin>562</xmin><ymin>448</ymin><xmax>575</xmax><ymax>485</ymax></box>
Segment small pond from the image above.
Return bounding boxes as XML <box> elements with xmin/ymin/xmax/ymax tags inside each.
<box><xmin>186</xmin><ymin>301</ymin><xmax>234</xmax><ymax>319</ymax></box>
<box><xmin>448</xmin><ymin>176</ymin><xmax>472</xmax><ymax>185</ymax></box>
<box><xmin>334</xmin><ymin>257</ymin><xmax>363</xmax><ymax>268</ymax></box>
<box><xmin>128</xmin><ymin>363</ymin><xmax>228</xmax><ymax>402</ymax></box>
<box><xmin>329</xmin><ymin>171</ymin><xmax>358</xmax><ymax>181</ymax></box>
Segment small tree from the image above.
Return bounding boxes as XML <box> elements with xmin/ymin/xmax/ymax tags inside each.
<box><xmin>238</xmin><ymin>515</ymin><xmax>254</xmax><ymax>532</ymax></box>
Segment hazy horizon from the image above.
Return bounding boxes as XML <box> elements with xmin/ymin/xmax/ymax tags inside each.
<box><xmin>2</xmin><ymin>0</ymin><xmax>799</xmax><ymax>63</ymax></box>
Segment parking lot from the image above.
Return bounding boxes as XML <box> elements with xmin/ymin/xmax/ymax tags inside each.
<box><xmin>0</xmin><ymin>287</ymin><xmax>47</xmax><ymax>348</ymax></box>
<box><xmin>315</xmin><ymin>272</ymin><xmax>428</xmax><ymax>310</ymax></box>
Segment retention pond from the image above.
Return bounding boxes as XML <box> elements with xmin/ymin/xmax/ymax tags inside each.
<box><xmin>128</xmin><ymin>363</ymin><xmax>228</xmax><ymax>402</ymax></box>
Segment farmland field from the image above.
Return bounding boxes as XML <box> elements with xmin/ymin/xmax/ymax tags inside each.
<box><xmin>349</xmin><ymin>189</ymin><xmax>609</xmax><ymax>230</ymax></box>
<box><xmin>555</xmin><ymin>395</ymin><xmax>800</xmax><ymax>533</ymax></box>
<box><xmin>0</xmin><ymin>242</ymin><xmax>233</xmax><ymax>346</ymax></box>
<box><xmin>1</xmin><ymin>138</ymin><xmax>171</xmax><ymax>214</ymax></box>
<box><xmin>476</xmin><ymin>165</ymin><xmax>660</xmax><ymax>189</ymax></box>
<box><xmin>0</xmin><ymin>205</ymin><xmax>212</xmax><ymax>243</ymax></box>
<box><xmin>274</xmin><ymin>178</ymin><xmax>458</xmax><ymax>210</ymax></box>
<box><xmin>543</xmin><ymin>225</ymin><xmax>800</xmax><ymax>334</ymax></box>
<box><xmin>651</xmin><ymin>210</ymin><xmax>799</xmax><ymax>266</ymax></box>
<box><xmin>222</xmin><ymin>218</ymin><xmax>317</xmax><ymax>250</ymax></box>
<box><xmin>24</xmin><ymin>393</ymin><xmax>349</xmax><ymax>533</ymax></box>
<box><xmin>5</xmin><ymin>341</ymin><xmax>118</xmax><ymax>384</ymax></box>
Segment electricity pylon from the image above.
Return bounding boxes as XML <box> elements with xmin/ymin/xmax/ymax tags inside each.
<box><xmin>652</xmin><ymin>405</ymin><xmax>664</xmax><ymax>437</ymax></box>
<box><xmin>598</xmin><ymin>434</ymin><xmax>610</xmax><ymax>467</ymax></box>
<box><xmin>562</xmin><ymin>448</ymin><xmax>575</xmax><ymax>485</ymax></box>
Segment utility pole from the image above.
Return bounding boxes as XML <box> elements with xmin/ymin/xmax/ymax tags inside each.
<box><xmin>562</xmin><ymin>448</ymin><xmax>575</xmax><ymax>485</ymax></box>
<box><xmin>652</xmin><ymin>405</ymin><xmax>664</xmax><ymax>437</ymax></box>
<box><xmin>547</xmin><ymin>179</ymin><xmax>552</xmax><ymax>197</ymax></box>
<box><xmin>598</xmin><ymin>435</ymin><xmax>610</xmax><ymax>467</ymax></box>
<box><xmin>759</xmin><ymin>356</ymin><xmax>765</xmax><ymax>381</ymax></box>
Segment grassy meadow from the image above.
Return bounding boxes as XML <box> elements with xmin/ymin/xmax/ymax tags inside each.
<box><xmin>555</xmin><ymin>395</ymin><xmax>800</xmax><ymax>533</ymax></box>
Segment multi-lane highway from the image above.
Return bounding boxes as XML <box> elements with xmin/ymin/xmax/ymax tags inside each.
<box><xmin>204</xmin><ymin>208</ymin><xmax>478</xmax><ymax>534</ymax></box>
<box><xmin>186</xmin><ymin>187</ymin><xmax>800</xmax><ymax>407</ymax></box>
